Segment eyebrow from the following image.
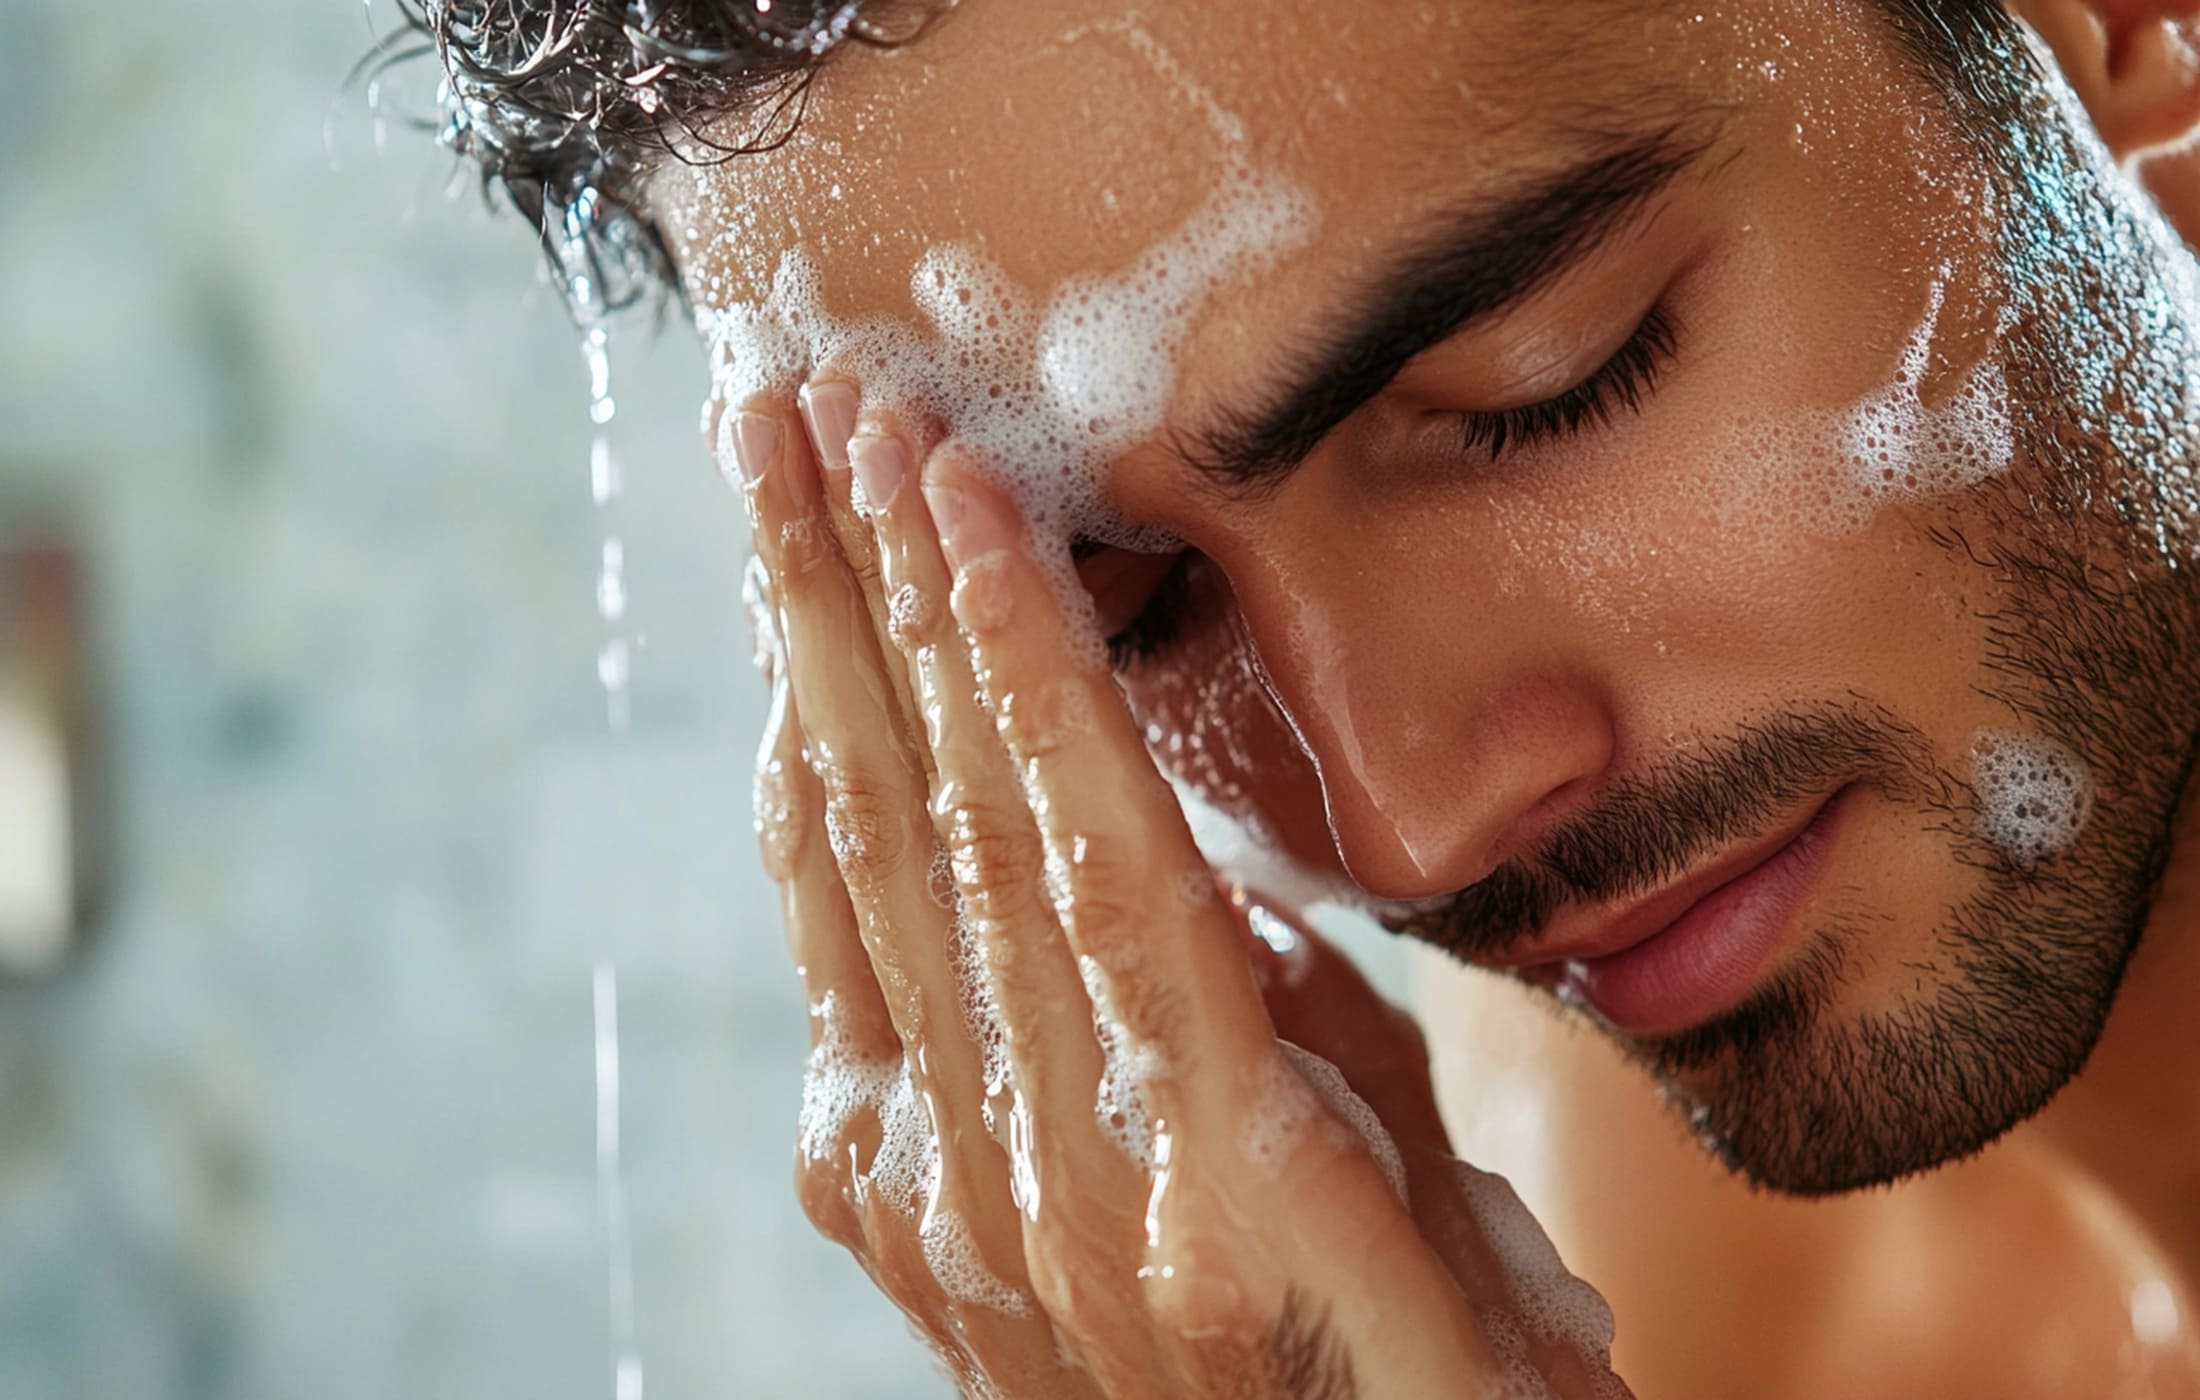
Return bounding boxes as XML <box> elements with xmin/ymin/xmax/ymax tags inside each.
<box><xmin>1177</xmin><ymin>120</ymin><xmax>1723</xmax><ymax>491</ymax></box>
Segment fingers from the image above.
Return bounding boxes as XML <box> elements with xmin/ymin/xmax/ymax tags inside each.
<box><xmin>798</xmin><ymin>379</ymin><xmax>934</xmax><ymax>784</ymax></box>
<box><xmin>738</xmin><ymin>397</ymin><xmax>1089</xmax><ymax>1388</ymax></box>
<box><xmin>852</xmin><ymin>421</ymin><xmax>1119</xmax><ymax>1178</ymax></box>
<box><xmin>920</xmin><ymin>454</ymin><xmax>1276</xmax><ymax>1077</ymax></box>
<box><xmin>737</xmin><ymin>400</ymin><xmax>949</xmax><ymax>1042</ymax></box>
<box><xmin>744</xmin><ymin>550</ymin><xmax>898</xmax><ymax>1075</ymax></box>
<box><xmin>760</xmin><ymin>675</ymin><xmax>899</xmax><ymax>1053</ymax></box>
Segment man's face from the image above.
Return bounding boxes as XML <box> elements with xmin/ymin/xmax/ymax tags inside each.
<box><xmin>662</xmin><ymin>0</ymin><xmax>2200</xmax><ymax>1193</ymax></box>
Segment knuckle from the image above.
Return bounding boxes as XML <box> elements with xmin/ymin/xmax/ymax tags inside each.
<box><xmin>1020</xmin><ymin>1222</ymin><xmax>1102</xmax><ymax>1323</ymax></box>
<box><xmin>994</xmin><ymin>678</ymin><xmax>1096</xmax><ymax>762</ymax></box>
<box><xmin>887</xmin><ymin>582</ymin><xmax>949</xmax><ymax>654</ymax></box>
<box><xmin>943</xmin><ymin>800</ymin><xmax>1045</xmax><ymax>927</ymax></box>
<box><xmin>1024</xmin><ymin>1266</ymin><xmax>1081</xmax><ymax>1330</ymax></box>
<box><xmin>773</xmin><ymin>515</ymin><xmax>841</xmax><ymax>582</ymax></box>
<box><xmin>818</xmin><ymin>765</ymin><xmax>914</xmax><ymax>895</ymax></box>
<box><xmin>867</xmin><ymin>1233</ymin><xmax>947</xmax><ymax>1317</ymax></box>
<box><xmin>1140</xmin><ymin>1246</ymin><xmax>1260</xmax><ymax>1344</ymax></box>
<box><xmin>1046</xmin><ymin>832</ymin><xmax>1147</xmax><ymax>955</ymax></box>
<box><xmin>793</xmin><ymin>1159</ymin><xmax>864</xmax><ymax>1252</ymax></box>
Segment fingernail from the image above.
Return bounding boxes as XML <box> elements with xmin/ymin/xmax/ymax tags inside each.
<box><xmin>735</xmin><ymin>412</ymin><xmax>781</xmax><ymax>486</ymax></box>
<box><xmin>798</xmin><ymin>381</ymin><xmax>859</xmax><ymax>474</ymax></box>
<box><xmin>849</xmin><ymin>434</ymin><xmax>908</xmax><ymax>512</ymax></box>
<box><xmin>922</xmin><ymin>476</ymin><xmax>1019</xmax><ymax>570</ymax></box>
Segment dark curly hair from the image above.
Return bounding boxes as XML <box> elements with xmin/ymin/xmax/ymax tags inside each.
<box><xmin>370</xmin><ymin>0</ymin><xmax>2020</xmax><ymax>319</ymax></box>
<box><xmin>365</xmin><ymin>0</ymin><xmax>941</xmax><ymax>317</ymax></box>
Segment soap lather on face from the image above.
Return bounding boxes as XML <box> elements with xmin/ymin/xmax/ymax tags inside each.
<box><xmin>694</xmin><ymin>22</ymin><xmax>1318</xmax><ymax>634</ymax></box>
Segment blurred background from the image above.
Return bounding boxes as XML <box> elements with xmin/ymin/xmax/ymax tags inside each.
<box><xmin>0</xmin><ymin>0</ymin><xmax>937</xmax><ymax>1394</ymax></box>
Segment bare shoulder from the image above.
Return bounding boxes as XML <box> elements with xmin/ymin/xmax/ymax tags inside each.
<box><xmin>1412</xmin><ymin>952</ymin><xmax>2188</xmax><ymax>1400</ymax></box>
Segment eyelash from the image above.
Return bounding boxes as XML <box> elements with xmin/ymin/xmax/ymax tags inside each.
<box><xmin>1107</xmin><ymin>306</ymin><xmax>1681</xmax><ymax>669</ymax></box>
<box><xmin>1106</xmin><ymin>552</ymin><xmax>1195</xmax><ymax>671</ymax></box>
<box><xmin>1448</xmin><ymin>303</ymin><xmax>1679</xmax><ymax>461</ymax></box>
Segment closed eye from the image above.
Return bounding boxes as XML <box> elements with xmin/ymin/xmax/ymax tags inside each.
<box><xmin>1446</xmin><ymin>303</ymin><xmax>1679</xmax><ymax>461</ymax></box>
<box><xmin>1103</xmin><ymin>551</ymin><xmax>1195</xmax><ymax>671</ymax></box>
<box><xmin>1069</xmin><ymin>543</ymin><xmax>1194</xmax><ymax>673</ymax></box>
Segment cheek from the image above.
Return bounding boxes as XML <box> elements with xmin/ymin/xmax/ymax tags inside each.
<box><xmin>1472</xmin><ymin>427</ymin><xmax>2018</xmax><ymax>764</ymax></box>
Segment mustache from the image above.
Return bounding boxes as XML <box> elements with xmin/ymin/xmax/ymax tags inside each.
<box><xmin>1379</xmin><ymin>703</ymin><xmax>1944</xmax><ymax>962</ymax></box>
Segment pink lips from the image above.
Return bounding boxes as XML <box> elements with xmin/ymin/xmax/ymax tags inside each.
<box><xmin>1534</xmin><ymin>792</ymin><xmax>1849</xmax><ymax>1037</ymax></box>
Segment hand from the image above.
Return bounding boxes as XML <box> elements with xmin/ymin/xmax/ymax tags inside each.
<box><xmin>727</xmin><ymin>376</ymin><xmax>1634</xmax><ymax>1400</ymax></box>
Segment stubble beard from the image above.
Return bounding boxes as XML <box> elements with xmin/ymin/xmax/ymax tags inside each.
<box><xmin>1616</xmin><ymin>127</ymin><xmax>2200</xmax><ymax>1198</ymax></box>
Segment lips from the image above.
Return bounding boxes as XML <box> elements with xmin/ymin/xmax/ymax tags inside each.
<box><xmin>1509</xmin><ymin>789</ymin><xmax>1851</xmax><ymax>1036</ymax></box>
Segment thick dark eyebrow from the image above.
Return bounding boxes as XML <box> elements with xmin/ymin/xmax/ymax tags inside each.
<box><xmin>1178</xmin><ymin>121</ymin><xmax>1723</xmax><ymax>491</ymax></box>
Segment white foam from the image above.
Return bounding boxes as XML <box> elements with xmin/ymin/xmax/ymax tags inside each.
<box><xmin>1078</xmin><ymin>953</ymin><xmax>1168</xmax><ymax>1171</ymax></box>
<box><xmin>1971</xmin><ymin>729</ymin><xmax>2093</xmax><ymax>865</ymax></box>
<box><xmin>946</xmin><ymin>912</ymin><xmax>1014</xmax><ymax>1139</ymax></box>
<box><xmin>796</xmin><ymin>991</ymin><xmax>935</xmax><ymax>1214</ymax></box>
<box><xmin>1173</xmin><ymin>782</ymin><xmax>1367</xmax><ymax>915</ymax></box>
<box><xmin>919</xmin><ymin>1206</ymin><xmax>1034</xmax><ymax>1317</ymax></box>
<box><xmin>698</xmin><ymin>23</ymin><xmax>1317</xmax><ymax>609</ymax></box>
<box><xmin>1476</xmin><ymin>1311</ymin><xmax>1552</xmax><ymax>1400</ymax></box>
<box><xmin>1720</xmin><ymin>272</ymin><xmax>2015</xmax><ymax>538</ymax></box>
<box><xmin>1452</xmin><ymin>1163</ymin><xmax>1624</xmax><ymax>1395</ymax></box>
<box><xmin>925</xmin><ymin>842</ymin><xmax>958</xmax><ymax>910</ymax></box>
<box><xmin>1275</xmin><ymin>1041</ymin><xmax>1408</xmax><ymax>1204</ymax></box>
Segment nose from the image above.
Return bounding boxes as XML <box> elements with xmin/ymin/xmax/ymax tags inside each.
<box><xmin>1229</xmin><ymin>567</ymin><xmax>1617</xmax><ymax>903</ymax></box>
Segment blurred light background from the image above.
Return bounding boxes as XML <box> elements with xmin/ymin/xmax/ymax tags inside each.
<box><xmin>0</xmin><ymin>1</ymin><xmax>937</xmax><ymax>1394</ymax></box>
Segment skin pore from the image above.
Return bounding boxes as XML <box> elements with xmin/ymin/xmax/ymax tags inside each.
<box><xmin>657</xmin><ymin>0</ymin><xmax>2200</xmax><ymax>1392</ymax></box>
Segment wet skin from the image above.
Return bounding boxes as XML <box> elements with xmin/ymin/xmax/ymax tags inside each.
<box><xmin>661</xmin><ymin>0</ymin><xmax>2200</xmax><ymax>1394</ymax></box>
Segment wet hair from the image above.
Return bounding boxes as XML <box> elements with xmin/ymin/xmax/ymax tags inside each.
<box><xmin>375</xmin><ymin>0</ymin><xmax>2022</xmax><ymax>313</ymax></box>
<box><xmin>371</xmin><ymin>0</ymin><xmax>930</xmax><ymax>314</ymax></box>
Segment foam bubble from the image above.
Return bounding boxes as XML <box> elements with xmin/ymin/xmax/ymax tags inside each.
<box><xmin>1452</xmin><ymin>1162</ymin><xmax>1623</xmax><ymax>1394</ymax></box>
<box><xmin>1719</xmin><ymin>271</ymin><xmax>2015</xmax><ymax>539</ymax></box>
<box><xmin>1971</xmin><ymin>729</ymin><xmax>2093</xmax><ymax>865</ymax></box>
<box><xmin>796</xmin><ymin>991</ymin><xmax>935</xmax><ymax>1214</ymax></box>
<box><xmin>1477</xmin><ymin>1311</ymin><xmax>1552</xmax><ymax>1400</ymax></box>
<box><xmin>1276</xmin><ymin>1041</ymin><xmax>1408</xmax><ymax>1204</ymax></box>
<box><xmin>697</xmin><ymin>23</ymin><xmax>1317</xmax><ymax>613</ymax></box>
<box><xmin>919</xmin><ymin>1207</ymin><xmax>1034</xmax><ymax>1317</ymax></box>
<box><xmin>946</xmin><ymin>912</ymin><xmax>1014</xmax><ymax>1139</ymax></box>
<box><xmin>1078</xmin><ymin>954</ymin><xmax>1168</xmax><ymax>1170</ymax></box>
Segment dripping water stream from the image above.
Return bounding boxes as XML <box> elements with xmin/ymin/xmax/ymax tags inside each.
<box><xmin>581</xmin><ymin>286</ymin><xmax>643</xmax><ymax>1400</ymax></box>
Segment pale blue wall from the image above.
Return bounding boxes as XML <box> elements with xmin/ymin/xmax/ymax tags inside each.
<box><xmin>0</xmin><ymin>3</ymin><xmax>936</xmax><ymax>1395</ymax></box>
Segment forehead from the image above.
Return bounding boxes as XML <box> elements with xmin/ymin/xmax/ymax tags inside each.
<box><xmin>655</xmin><ymin>0</ymin><xmax>1745</xmax><ymax>314</ymax></box>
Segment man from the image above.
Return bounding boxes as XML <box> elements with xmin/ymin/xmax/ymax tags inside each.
<box><xmin>414</xmin><ymin>1</ymin><xmax>2200</xmax><ymax>1394</ymax></box>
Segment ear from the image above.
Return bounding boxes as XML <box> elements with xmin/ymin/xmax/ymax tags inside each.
<box><xmin>2014</xmin><ymin>0</ymin><xmax>2200</xmax><ymax>158</ymax></box>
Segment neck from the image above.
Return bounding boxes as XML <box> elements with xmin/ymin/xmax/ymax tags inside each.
<box><xmin>2024</xmin><ymin>726</ymin><xmax>2200</xmax><ymax>1283</ymax></box>
<box><xmin>2016</xmin><ymin>140</ymin><xmax>2200</xmax><ymax>1276</ymax></box>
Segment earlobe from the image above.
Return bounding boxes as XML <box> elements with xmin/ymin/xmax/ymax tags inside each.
<box><xmin>2015</xmin><ymin>0</ymin><xmax>2200</xmax><ymax>159</ymax></box>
